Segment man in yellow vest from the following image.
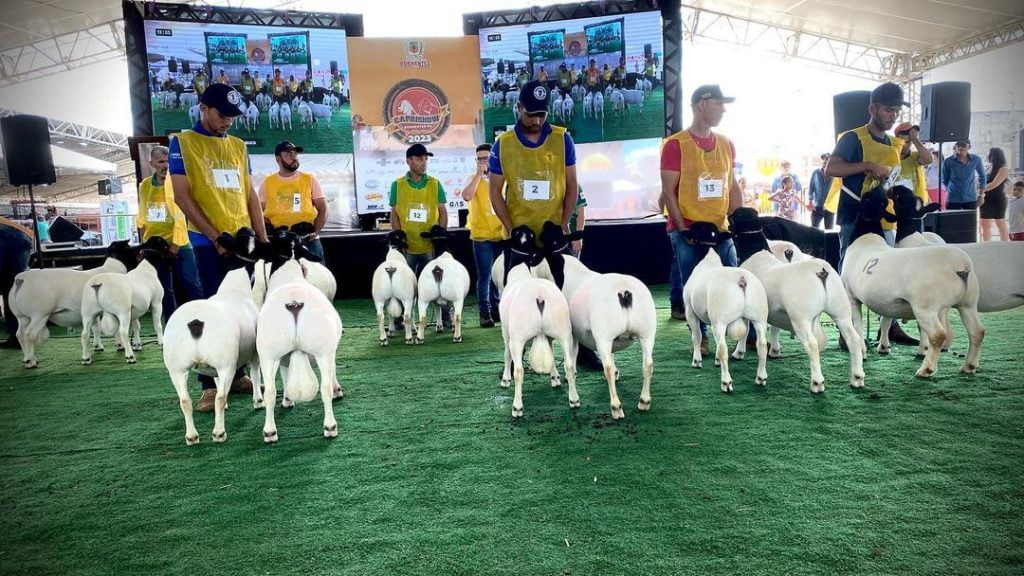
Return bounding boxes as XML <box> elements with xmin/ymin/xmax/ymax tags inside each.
<box><xmin>136</xmin><ymin>144</ymin><xmax>203</xmax><ymax>320</ymax></box>
<box><xmin>826</xmin><ymin>81</ymin><xmax>918</xmax><ymax>346</ymax></box>
<box><xmin>660</xmin><ymin>84</ymin><xmax>743</xmax><ymax>355</ymax></box>
<box><xmin>192</xmin><ymin>69</ymin><xmax>209</xmax><ymax>96</ymax></box>
<box><xmin>239</xmin><ymin>69</ymin><xmax>256</xmax><ymax>104</ymax></box>
<box><xmin>258</xmin><ymin>140</ymin><xmax>327</xmax><ymax>261</ymax></box>
<box><xmin>463</xmin><ymin>143</ymin><xmax>503</xmax><ymax>328</ymax></box>
<box><xmin>169</xmin><ymin>82</ymin><xmax>269</xmax><ymax>411</ymax></box>
<box><xmin>252</xmin><ymin>70</ymin><xmax>264</xmax><ymax>95</ymax></box>
<box><xmin>390</xmin><ymin>143</ymin><xmax>448</xmax><ymax>276</ymax></box>
<box><xmin>893</xmin><ymin>121</ymin><xmax>935</xmax><ymax>208</ymax></box>
<box><xmin>217</xmin><ymin>69</ymin><xmax>229</xmax><ymax>85</ymax></box>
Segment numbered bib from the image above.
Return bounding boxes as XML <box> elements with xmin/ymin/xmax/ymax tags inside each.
<box><xmin>523</xmin><ymin>179</ymin><xmax>551</xmax><ymax>201</ymax></box>
<box><xmin>408</xmin><ymin>207</ymin><xmax>427</xmax><ymax>223</ymax></box>
<box><xmin>147</xmin><ymin>203</ymin><xmax>167</xmax><ymax>223</ymax></box>
<box><xmin>212</xmin><ymin>168</ymin><xmax>241</xmax><ymax>189</ymax></box>
<box><xmin>292</xmin><ymin>193</ymin><xmax>302</xmax><ymax>213</ymax></box>
<box><xmin>698</xmin><ymin>177</ymin><xmax>724</xmax><ymax>200</ymax></box>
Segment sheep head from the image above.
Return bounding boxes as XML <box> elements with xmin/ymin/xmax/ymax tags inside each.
<box><xmin>419</xmin><ymin>225</ymin><xmax>450</xmax><ymax>254</ymax></box>
<box><xmin>385</xmin><ymin>230</ymin><xmax>409</xmax><ymax>252</ymax></box>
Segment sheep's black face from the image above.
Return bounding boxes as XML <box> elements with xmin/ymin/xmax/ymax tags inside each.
<box><xmin>728</xmin><ymin>207</ymin><xmax>762</xmax><ymax>234</ymax></box>
<box><xmin>859</xmin><ymin>186</ymin><xmax>894</xmax><ymax>223</ymax></box>
<box><xmin>386</xmin><ymin>230</ymin><xmax>409</xmax><ymax>251</ymax></box>
<box><xmin>509</xmin><ymin>225</ymin><xmax>536</xmax><ymax>249</ymax></box>
<box><xmin>686</xmin><ymin>221</ymin><xmax>723</xmax><ymax>247</ymax></box>
<box><xmin>290</xmin><ymin>222</ymin><xmax>314</xmax><ymax>236</ymax></box>
<box><xmin>420</xmin><ymin>225</ymin><xmax>450</xmax><ymax>254</ymax></box>
<box><xmin>539</xmin><ymin>221</ymin><xmax>571</xmax><ymax>254</ymax></box>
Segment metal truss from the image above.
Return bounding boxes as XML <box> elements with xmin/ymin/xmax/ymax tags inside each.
<box><xmin>681</xmin><ymin>6</ymin><xmax>898</xmax><ymax>82</ymax></box>
<box><xmin>0</xmin><ymin>107</ymin><xmax>128</xmax><ymax>162</ymax></box>
<box><xmin>140</xmin><ymin>1</ymin><xmax>361</xmax><ymax>33</ymax></box>
<box><xmin>903</xmin><ymin>19</ymin><xmax>1024</xmax><ymax>76</ymax></box>
<box><xmin>0</xmin><ymin>20</ymin><xmax>126</xmax><ymax>88</ymax></box>
<box><xmin>465</xmin><ymin>0</ymin><xmax>663</xmax><ymax>30</ymax></box>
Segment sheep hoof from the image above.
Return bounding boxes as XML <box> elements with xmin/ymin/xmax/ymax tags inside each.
<box><xmin>550</xmin><ymin>376</ymin><xmax>561</xmax><ymax>388</ymax></box>
<box><xmin>810</xmin><ymin>381</ymin><xmax>825</xmax><ymax>394</ymax></box>
<box><xmin>324</xmin><ymin>424</ymin><xmax>338</xmax><ymax>438</ymax></box>
<box><xmin>732</xmin><ymin>351</ymin><xmax>746</xmax><ymax>361</ymax></box>
<box><xmin>126</xmin><ymin>356</ymin><xmax>137</xmax><ymax>364</ymax></box>
<box><xmin>253</xmin><ymin>398</ymin><xmax>264</xmax><ymax>410</ymax></box>
<box><xmin>512</xmin><ymin>407</ymin><xmax>523</xmax><ymax>418</ymax></box>
<box><xmin>768</xmin><ymin>350</ymin><xmax>781</xmax><ymax>359</ymax></box>
<box><xmin>960</xmin><ymin>363</ymin><xmax>977</xmax><ymax>374</ymax></box>
<box><xmin>81</xmin><ymin>358</ymin><xmax>92</xmax><ymax>366</ymax></box>
<box><xmin>212</xmin><ymin>430</ymin><xmax>227</xmax><ymax>443</ymax></box>
<box><xmin>379</xmin><ymin>338</ymin><xmax>388</xmax><ymax>347</ymax></box>
<box><xmin>637</xmin><ymin>399</ymin><xmax>651</xmax><ymax>411</ymax></box>
<box><xmin>755</xmin><ymin>376</ymin><xmax>768</xmax><ymax>386</ymax></box>
<box><xmin>721</xmin><ymin>381</ymin><xmax>733</xmax><ymax>393</ymax></box>
<box><xmin>691</xmin><ymin>360</ymin><xmax>702</xmax><ymax>369</ymax></box>
<box><xmin>414</xmin><ymin>337</ymin><xmax>424</xmax><ymax>345</ymax></box>
<box><xmin>263</xmin><ymin>430</ymin><xmax>278</xmax><ymax>443</ymax></box>
<box><xmin>850</xmin><ymin>376</ymin><xmax>865</xmax><ymax>388</ymax></box>
<box><xmin>281</xmin><ymin>398</ymin><xmax>294</xmax><ymax>409</ymax></box>
<box><xmin>24</xmin><ymin>361</ymin><xmax>37</xmax><ymax>369</ymax></box>
<box><xmin>452</xmin><ymin>336</ymin><xmax>462</xmax><ymax>343</ymax></box>
<box><xmin>115</xmin><ymin>344</ymin><xmax>125</xmax><ymax>351</ymax></box>
<box><xmin>915</xmin><ymin>367</ymin><xmax>935</xmax><ymax>379</ymax></box>
<box><xmin>500</xmin><ymin>379</ymin><xmax>511</xmax><ymax>388</ymax></box>
<box><xmin>569</xmin><ymin>399</ymin><xmax>581</xmax><ymax>409</ymax></box>
<box><xmin>132</xmin><ymin>343</ymin><xmax>142</xmax><ymax>351</ymax></box>
<box><xmin>610</xmin><ymin>406</ymin><xmax>625</xmax><ymax>420</ymax></box>
<box><xmin>714</xmin><ymin>359</ymin><xmax>721</xmax><ymax>367</ymax></box>
<box><xmin>185</xmin><ymin>434</ymin><xmax>200</xmax><ymax>446</ymax></box>
<box><xmin>93</xmin><ymin>344</ymin><xmax>104</xmax><ymax>352</ymax></box>
<box><xmin>435</xmin><ymin>326</ymin><xmax>444</xmax><ymax>334</ymax></box>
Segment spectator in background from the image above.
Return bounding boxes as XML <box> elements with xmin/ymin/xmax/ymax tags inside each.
<box><xmin>239</xmin><ymin>69</ymin><xmax>255</xmax><ymax>104</ymax></box>
<box><xmin>301</xmin><ymin>70</ymin><xmax>315</xmax><ymax>100</ymax></box>
<box><xmin>557</xmin><ymin>63</ymin><xmax>572</xmax><ymax>92</ymax></box>
<box><xmin>516</xmin><ymin>68</ymin><xmax>530</xmax><ymax>89</ymax></box>
<box><xmin>613</xmin><ymin>56</ymin><xmax>627</xmax><ymax>85</ymax></box>
<box><xmin>463</xmin><ymin>143</ymin><xmax>502</xmax><ymax>328</ymax></box>
<box><xmin>259</xmin><ymin>141</ymin><xmax>327</xmax><ymax>260</ymax></box>
<box><xmin>942</xmin><ymin>139</ymin><xmax>986</xmax><ymax>210</ymax></box>
<box><xmin>192</xmin><ymin>68</ymin><xmax>209</xmax><ymax>95</ymax></box>
<box><xmin>1008</xmin><ymin>181</ymin><xmax>1024</xmax><ymax>241</ymax></box>
<box><xmin>770</xmin><ymin>175</ymin><xmax>800</xmax><ymax>221</ymax></box>
<box><xmin>537</xmin><ymin>65</ymin><xmax>549</xmax><ymax>83</ymax></box>
<box><xmin>894</xmin><ymin>122</ymin><xmax>934</xmax><ymax>210</ymax></box>
<box><xmin>136</xmin><ymin>145</ymin><xmax>203</xmax><ymax>321</ymax></box>
<box><xmin>807</xmin><ymin>153</ymin><xmax>835</xmax><ymax>229</ymax></box>
<box><xmin>771</xmin><ymin>160</ymin><xmax>803</xmax><ymax>194</ymax></box>
<box><xmin>601</xmin><ymin>63</ymin><xmax>613</xmax><ymax>84</ymax></box>
<box><xmin>288</xmin><ymin>74</ymin><xmax>300</xmax><ymax>97</ymax></box>
<box><xmin>979</xmin><ymin>147</ymin><xmax>1010</xmax><ymax>242</ymax></box>
<box><xmin>0</xmin><ymin>216</ymin><xmax>33</xmax><ymax>348</ymax></box>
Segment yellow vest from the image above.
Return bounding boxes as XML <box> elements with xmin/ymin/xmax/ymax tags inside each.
<box><xmin>824</xmin><ymin>176</ymin><xmax>843</xmax><ymax>214</ymax></box>
<box><xmin>174</xmin><ymin>130</ymin><xmax>252</xmax><ymax>236</ymax></box>
<box><xmin>898</xmin><ymin>148</ymin><xmax>930</xmax><ymax>204</ymax></box>
<box><xmin>137</xmin><ymin>175</ymin><xmax>190</xmax><ymax>246</ymax></box>
<box><xmin>193</xmin><ymin>76</ymin><xmax>208</xmax><ymax>95</ymax></box>
<box><xmin>394</xmin><ymin>176</ymin><xmax>441</xmax><ymax>255</ymax></box>
<box><xmin>262</xmin><ymin>172</ymin><xmax>317</xmax><ymax>228</ymax></box>
<box><xmin>272</xmin><ymin>79</ymin><xmax>286</xmax><ymax>96</ymax></box>
<box><xmin>849</xmin><ymin>125</ymin><xmax>902</xmax><ymax>230</ymax></box>
<box><xmin>664</xmin><ymin>130</ymin><xmax>733</xmax><ymax>231</ymax></box>
<box><xmin>467</xmin><ymin>176</ymin><xmax>504</xmax><ymax>242</ymax></box>
<box><xmin>497</xmin><ymin>125</ymin><xmax>567</xmax><ymax>239</ymax></box>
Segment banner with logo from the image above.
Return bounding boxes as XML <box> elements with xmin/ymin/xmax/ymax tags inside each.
<box><xmin>347</xmin><ymin>37</ymin><xmax>484</xmax><ymax>214</ymax></box>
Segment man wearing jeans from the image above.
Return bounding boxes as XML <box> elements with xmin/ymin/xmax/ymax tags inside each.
<box><xmin>463</xmin><ymin>143</ymin><xmax>503</xmax><ymax>328</ymax></box>
<box><xmin>942</xmin><ymin>139</ymin><xmax>986</xmax><ymax>210</ymax></box>
<box><xmin>660</xmin><ymin>84</ymin><xmax>743</xmax><ymax>354</ymax></box>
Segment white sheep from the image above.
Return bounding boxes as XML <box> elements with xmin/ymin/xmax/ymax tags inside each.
<box><xmin>371</xmin><ymin>231</ymin><xmax>418</xmax><ymax>345</ymax></box>
<box><xmin>80</xmin><ymin>254</ymin><xmax>164</xmax><ymax>365</ymax></box>
<box><xmin>842</xmin><ymin>186</ymin><xmax>984</xmax><ymax>377</ymax></box>
<box><xmin>622</xmin><ymin>88</ymin><xmax>644</xmax><ymax>114</ymax></box>
<box><xmin>682</xmin><ymin>223</ymin><xmax>770</xmax><ymax>393</ymax></box>
<box><xmin>258</xmin><ymin>259</ymin><xmax>344</xmax><ymax>443</ymax></box>
<box><xmin>162</xmin><ymin>267</ymin><xmax>261</xmax><ymax>445</ymax></box>
<box><xmin>731</xmin><ymin>208</ymin><xmax>865</xmax><ymax>393</ymax></box>
<box><xmin>561</xmin><ymin>94</ymin><xmax>574</xmax><ymax>124</ymax></box>
<box><xmin>415</xmin><ymin>227</ymin><xmax>470</xmax><ymax>344</ymax></box>
<box><xmin>558</xmin><ymin>253</ymin><xmax>656</xmax><ymax>418</ymax></box>
<box><xmin>499</xmin><ymin>251</ymin><xmax>578</xmax><ymax>418</ymax></box>
<box><xmin>10</xmin><ymin>242</ymin><xmax>134</xmax><ymax>368</ymax></box>
<box><xmin>279</xmin><ymin>102</ymin><xmax>292</xmax><ymax>130</ymax></box>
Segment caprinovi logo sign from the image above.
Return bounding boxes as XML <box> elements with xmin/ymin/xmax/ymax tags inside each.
<box><xmin>382</xmin><ymin>79</ymin><xmax>451</xmax><ymax>145</ymax></box>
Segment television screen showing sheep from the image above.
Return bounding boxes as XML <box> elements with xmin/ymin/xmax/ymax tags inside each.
<box><xmin>143</xmin><ymin>19</ymin><xmax>352</xmax><ymax>154</ymax></box>
<box><xmin>478</xmin><ymin>9</ymin><xmax>663</xmax><ymax>146</ymax></box>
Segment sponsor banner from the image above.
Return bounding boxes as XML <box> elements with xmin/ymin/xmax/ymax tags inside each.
<box><xmin>348</xmin><ymin>37</ymin><xmax>483</xmax><ymax>214</ymax></box>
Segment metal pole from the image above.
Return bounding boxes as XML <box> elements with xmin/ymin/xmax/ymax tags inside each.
<box><xmin>27</xmin><ymin>184</ymin><xmax>46</xmax><ymax>269</ymax></box>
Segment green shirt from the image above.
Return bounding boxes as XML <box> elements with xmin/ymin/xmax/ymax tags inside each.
<box><xmin>568</xmin><ymin>186</ymin><xmax>588</xmax><ymax>233</ymax></box>
<box><xmin>389</xmin><ymin>172</ymin><xmax>447</xmax><ymax>206</ymax></box>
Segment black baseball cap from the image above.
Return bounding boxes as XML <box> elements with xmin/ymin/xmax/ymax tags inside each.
<box><xmin>274</xmin><ymin>140</ymin><xmax>304</xmax><ymax>155</ymax></box>
<box><xmin>199</xmin><ymin>83</ymin><xmax>245</xmax><ymax>117</ymax></box>
<box><xmin>955</xmin><ymin>139</ymin><xmax>971</xmax><ymax>146</ymax></box>
<box><xmin>406</xmin><ymin>143</ymin><xmax>433</xmax><ymax>158</ymax></box>
<box><xmin>691</xmin><ymin>84</ymin><xmax>735</xmax><ymax>105</ymax></box>
<box><xmin>870</xmin><ymin>82</ymin><xmax>909</xmax><ymax>107</ymax></box>
<box><xmin>518</xmin><ymin>80</ymin><xmax>549</xmax><ymax>114</ymax></box>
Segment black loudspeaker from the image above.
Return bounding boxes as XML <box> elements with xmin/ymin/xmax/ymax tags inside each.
<box><xmin>48</xmin><ymin>216</ymin><xmax>85</xmax><ymax>243</ymax></box>
<box><xmin>330</xmin><ymin>60</ymin><xmax>338</xmax><ymax>75</ymax></box>
<box><xmin>833</xmin><ymin>90</ymin><xmax>871</xmax><ymax>137</ymax></box>
<box><xmin>497</xmin><ymin>60</ymin><xmax>505</xmax><ymax>74</ymax></box>
<box><xmin>644</xmin><ymin>43</ymin><xmax>653</xmax><ymax>59</ymax></box>
<box><xmin>182</xmin><ymin>60</ymin><xmax>190</xmax><ymax>74</ymax></box>
<box><xmin>167</xmin><ymin>57</ymin><xmax>177</xmax><ymax>73</ymax></box>
<box><xmin>1</xmin><ymin>115</ymin><xmax>56</xmax><ymax>187</ymax></box>
<box><xmin>923</xmin><ymin>209</ymin><xmax>977</xmax><ymax>244</ymax></box>
<box><xmin>920</xmin><ymin>81</ymin><xmax>971</xmax><ymax>143</ymax></box>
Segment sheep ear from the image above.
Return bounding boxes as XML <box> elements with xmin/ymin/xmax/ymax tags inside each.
<box><xmin>919</xmin><ymin>202</ymin><xmax>940</xmax><ymax>216</ymax></box>
<box><xmin>420</xmin><ymin>231</ymin><xmax>432</xmax><ymax>238</ymax></box>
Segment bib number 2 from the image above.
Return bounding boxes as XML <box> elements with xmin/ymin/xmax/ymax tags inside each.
<box><xmin>523</xmin><ymin>179</ymin><xmax>551</xmax><ymax>201</ymax></box>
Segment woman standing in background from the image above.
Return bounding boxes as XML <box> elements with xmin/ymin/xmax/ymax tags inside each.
<box><xmin>979</xmin><ymin>147</ymin><xmax>1009</xmax><ymax>242</ymax></box>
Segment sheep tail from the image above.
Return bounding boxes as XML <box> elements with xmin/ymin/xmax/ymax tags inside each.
<box><xmin>617</xmin><ymin>290</ymin><xmax>633</xmax><ymax>309</ymax></box>
<box><xmin>187</xmin><ymin>319</ymin><xmax>204</xmax><ymax>339</ymax></box>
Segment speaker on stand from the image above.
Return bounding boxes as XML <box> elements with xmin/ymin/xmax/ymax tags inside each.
<box><xmin>1</xmin><ymin>114</ymin><xmax>57</xmax><ymax>268</ymax></box>
<box><xmin>832</xmin><ymin>90</ymin><xmax>871</xmax><ymax>138</ymax></box>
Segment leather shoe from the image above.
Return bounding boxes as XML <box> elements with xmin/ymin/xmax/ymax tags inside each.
<box><xmin>197</xmin><ymin>389</ymin><xmax>217</xmax><ymax>413</ymax></box>
<box><xmin>670</xmin><ymin>301</ymin><xmax>686</xmax><ymax>321</ymax></box>
<box><xmin>888</xmin><ymin>322</ymin><xmax>919</xmax><ymax>346</ymax></box>
<box><xmin>230</xmin><ymin>375</ymin><xmax>253</xmax><ymax>394</ymax></box>
<box><xmin>577</xmin><ymin>345</ymin><xmax>603</xmax><ymax>370</ymax></box>
<box><xmin>479</xmin><ymin>315</ymin><xmax>495</xmax><ymax>328</ymax></box>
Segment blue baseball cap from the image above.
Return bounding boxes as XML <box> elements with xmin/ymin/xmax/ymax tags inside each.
<box><xmin>199</xmin><ymin>83</ymin><xmax>245</xmax><ymax>117</ymax></box>
<box><xmin>518</xmin><ymin>81</ymin><xmax>549</xmax><ymax>114</ymax></box>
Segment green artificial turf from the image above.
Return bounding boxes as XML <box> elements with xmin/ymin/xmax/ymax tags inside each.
<box><xmin>1</xmin><ymin>289</ymin><xmax>1021</xmax><ymax>576</ymax></box>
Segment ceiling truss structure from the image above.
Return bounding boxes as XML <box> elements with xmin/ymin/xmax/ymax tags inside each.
<box><xmin>0</xmin><ymin>20</ymin><xmax>126</xmax><ymax>88</ymax></box>
<box><xmin>0</xmin><ymin>107</ymin><xmax>128</xmax><ymax>161</ymax></box>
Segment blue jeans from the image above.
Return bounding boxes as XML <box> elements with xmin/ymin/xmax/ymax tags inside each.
<box><xmin>304</xmin><ymin>237</ymin><xmax>324</xmax><ymax>262</ymax></box>
<box><xmin>0</xmin><ymin>226</ymin><xmax>32</xmax><ymax>340</ymax></box>
<box><xmin>668</xmin><ymin>243</ymin><xmax>682</xmax><ymax>304</ymax></box>
<box><xmin>155</xmin><ymin>245</ymin><xmax>204</xmax><ymax>321</ymax></box>
<box><xmin>406</xmin><ymin>252</ymin><xmax>433</xmax><ymax>277</ymax></box>
<box><xmin>472</xmin><ymin>240</ymin><xmax>502</xmax><ymax>316</ymax></box>
<box><xmin>670</xmin><ymin>230</ymin><xmax>737</xmax><ymax>335</ymax></box>
<box><xmin>189</xmin><ymin>232</ymin><xmax>230</xmax><ymax>299</ymax></box>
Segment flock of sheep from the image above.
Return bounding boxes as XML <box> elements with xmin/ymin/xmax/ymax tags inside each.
<box><xmin>155</xmin><ymin>90</ymin><xmax>340</xmax><ymax>132</ymax></box>
<box><xmin>487</xmin><ymin>78</ymin><xmax>654</xmax><ymax>132</ymax></box>
<box><xmin>6</xmin><ymin>183</ymin><xmax>1023</xmax><ymax>445</ymax></box>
